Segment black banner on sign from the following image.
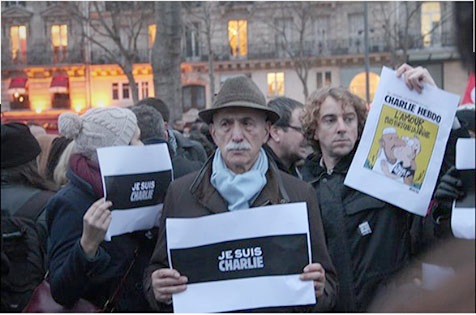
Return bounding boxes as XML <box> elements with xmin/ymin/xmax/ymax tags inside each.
<box><xmin>170</xmin><ymin>234</ymin><xmax>309</xmax><ymax>284</ymax></box>
<box><xmin>104</xmin><ymin>170</ymin><xmax>172</xmax><ymax>210</ymax></box>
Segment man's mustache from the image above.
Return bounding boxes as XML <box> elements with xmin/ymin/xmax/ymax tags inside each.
<box><xmin>225</xmin><ymin>141</ymin><xmax>251</xmax><ymax>151</ymax></box>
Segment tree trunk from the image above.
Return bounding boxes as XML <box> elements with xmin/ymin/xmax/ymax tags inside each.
<box><xmin>123</xmin><ymin>62</ymin><xmax>139</xmax><ymax>104</ymax></box>
<box><xmin>152</xmin><ymin>2</ymin><xmax>183</xmax><ymax>122</ymax></box>
<box><xmin>206</xmin><ymin>24</ymin><xmax>215</xmax><ymax>105</ymax></box>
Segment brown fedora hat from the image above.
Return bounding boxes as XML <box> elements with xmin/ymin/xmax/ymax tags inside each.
<box><xmin>199</xmin><ymin>76</ymin><xmax>280</xmax><ymax>124</ymax></box>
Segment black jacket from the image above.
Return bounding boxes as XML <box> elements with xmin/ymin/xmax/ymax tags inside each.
<box><xmin>300</xmin><ymin>152</ymin><xmax>413</xmax><ymax>312</ymax></box>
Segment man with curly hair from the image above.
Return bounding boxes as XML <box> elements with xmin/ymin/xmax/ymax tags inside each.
<box><xmin>299</xmin><ymin>85</ymin><xmax>416</xmax><ymax>312</ymax></box>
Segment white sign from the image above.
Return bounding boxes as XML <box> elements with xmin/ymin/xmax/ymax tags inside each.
<box><xmin>451</xmin><ymin>138</ymin><xmax>475</xmax><ymax>239</ymax></box>
<box><xmin>345</xmin><ymin>67</ymin><xmax>460</xmax><ymax>216</ymax></box>
<box><xmin>97</xmin><ymin>143</ymin><xmax>172</xmax><ymax>241</ymax></box>
<box><xmin>166</xmin><ymin>202</ymin><xmax>315</xmax><ymax>313</ymax></box>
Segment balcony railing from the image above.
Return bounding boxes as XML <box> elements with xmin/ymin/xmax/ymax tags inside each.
<box><xmin>1</xmin><ymin>47</ymin><xmax>84</xmax><ymax>67</ymax></box>
<box><xmin>1</xmin><ymin>31</ymin><xmax>456</xmax><ymax>69</ymax></box>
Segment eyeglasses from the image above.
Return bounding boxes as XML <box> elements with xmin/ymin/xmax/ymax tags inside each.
<box><xmin>284</xmin><ymin>125</ymin><xmax>304</xmax><ymax>134</ymax></box>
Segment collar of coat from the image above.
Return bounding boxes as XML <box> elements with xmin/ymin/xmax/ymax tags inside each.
<box><xmin>303</xmin><ymin>149</ymin><xmax>356</xmax><ymax>184</ymax></box>
<box><xmin>188</xmin><ymin>150</ymin><xmax>290</xmax><ymax>213</ymax></box>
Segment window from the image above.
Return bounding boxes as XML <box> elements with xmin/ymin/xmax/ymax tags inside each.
<box><xmin>148</xmin><ymin>24</ymin><xmax>156</xmax><ymax>49</ymax></box>
<box><xmin>122</xmin><ymin>83</ymin><xmax>130</xmax><ymax>99</ymax></box>
<box><xmin>228</xmin><ymin>20</ymin><xmax>247</xmax><ymax>57</ymax></box>
<box><xmin>348</xmin><ymin>13</ymin><xmax>364</xmax><ymax>53</ymax></box>
<box><xmin>5</xmin><ymin>1</ymin><xmax>26</xmax><ymax>7</ymax></box>
<box><xmin>274</xmin><ymin>18</ymin><xmax>293</xmax><ymax>58</ymax></box>
<box><xmin>10</xmin><ymin>25</ymin><xmax>27</xmax><ymax>63</ymax></box>
<box><xmin>317</xmin><ymin>71</ymin><xmax>332</xmax><ymax>89</ymax></box>
<box><xmin>51</xmin><ymin>24</ymin><xmax>68</xmax><ymax>62</ymax></box>
<box><xmin>314</xmin><ymin>16</ymin><xmax>330</xmax><ymax>53</ymax></box>
<box><xmin>182</xmin><ymin>85</ymin><xmax>206</xmax><ymax>111</ymax></box>
<box><xmin>267</xmin><ymin>72</ymin><xmax>285</xmax><ymax>97</ymax></box>
<box><xmin>421</xmin><ymin>2</ymin><xmax>441</xmax><ymax>47</ymax></box>
<box><xmin>349</xmin><ymin>72</ymin><xmax>380</xmax><ymax>104</ymax></box>
<box><xmin>185</xmin><ymin>23</ymin><xmax>200</xmax><ymax>58</ymax></box>
<box><xmin>112</xmin><ymin>83</ymin><xmax>119</xmax><ymax>100</ymax></box>
<box><xmin>52</xmin><ymin>93</ymin><xmax>70</xmax><ymax>109</ymax></box>
<box><xmin>10</xmin><ymin>92</ymin><xmax>29</xmax><ymax>110</ymax></box>
<box><xmin>141</xmin><ymin>81</ymin><xmax>149</xmax><ymax>99</ymax></box>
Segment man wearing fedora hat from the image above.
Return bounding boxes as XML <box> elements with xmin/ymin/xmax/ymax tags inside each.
<box><xmin>144</xmin><ymin>75</ymin><xmax>337</xmax><ymax>312</ymax></box>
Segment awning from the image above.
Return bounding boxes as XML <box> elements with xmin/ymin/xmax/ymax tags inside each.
<box><xmin>50</xmin><ymin>76</ymin><xmax>69</xmax><ymax>93</ymax></box>
<box><xmin>8</xmin><ymin>77</ymin><xmax>28</xmax><ymax>94</ymax></box>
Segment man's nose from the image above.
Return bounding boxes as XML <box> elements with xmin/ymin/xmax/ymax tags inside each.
<box><xmin>231</xmin><ymin>121</ymin><xmax>244</xmax><ymax>141</ymax></box>
<box><xmin>336</xmin><ymin>118</ymin><xmax>347</xmax><ymax>134</ymax></box>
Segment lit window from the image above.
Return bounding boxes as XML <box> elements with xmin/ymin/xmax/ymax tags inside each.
<box><xmin>122</xmin><ymin>83</ymin><xmax>130</xmax><ymax>99</ymax></box>
<box><xmin>112</xmin><ymin>83</ymin><xmax>119</xmax><ymax>100</ymax></box>
<box><xmin>349</xmin><ymin>72</ymin><xmax>380</xmax><ymax>104</ymax></box>
<box><xmin>10</xmin><ymin>25</ymin><xmax>27</xmax><ymax>63</ymax></box>
<box><xmin>267</xmin><ymin>72</ymin><xmax>285</xmax><ymax>96</ymax></box>
<box><xmin>148</xmin><ymin>24</ymin><xmax>156</xmax><ymax>49</ymax></box>
<box><xmin>421</xmin><ymin>2</ymin><xmax>441</xmax><ymax>47</ymax></box>
<box><xmin>51</xmin><ymin>24</ymin><xmax>68</xmax><ymax>62</ymax></box>
<box><xmin>141</xmin><ymin>81</ymin><xmax>149</xmax><ymax>99</ymax></box>
<box><xmin>228</xmin><ymin>20</ymin><xmax>247</xmax><ymax>57</ymax></box>
<box><xmin>317</xmin><ymin>71</ymin><xmax>332</xmax><ymax>89</ymax></box>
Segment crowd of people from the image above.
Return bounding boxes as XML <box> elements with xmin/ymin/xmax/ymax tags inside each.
<box><xmin>1</xmin><ymin>2</ymin><xmax>474</xmax><ymax>313</ymax></box>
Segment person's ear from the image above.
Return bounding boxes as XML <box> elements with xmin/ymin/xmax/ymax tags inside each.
<box><xmin>269</xmin><ymin>125</ymin><xmax>281</xmax><ymax>142</ymax></box>
<box><xmin>262</xmin><ymin>121</ymin><xmax>271</xmax><ymax>144</ymax></box>
<box><xmin>209</xmin><ymin>123</ymin><xmax>217</xmax><ymax>144</ymax></box>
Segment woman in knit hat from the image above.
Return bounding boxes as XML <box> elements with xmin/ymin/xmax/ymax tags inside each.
<box><xmin>46</xmin><ymin>107</ymin><xmax>156</xmax><ymax>312</ymax></box>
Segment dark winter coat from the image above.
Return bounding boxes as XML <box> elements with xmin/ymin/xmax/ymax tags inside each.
<box><xmin>263</xmin><ymin>144</ymin><xmax>302</xmax><ymax>179</ymax></box>
<box><xmin>143</xmin><ymin>136</ymin><xmax>202</xmax><ymax>179</ymax></box>
<box><xmin>46</xmin><ymin>169</ymin><xmax>157</xmax><ymax>312</ymax></box>
<box><xmin>143</xmin><ymin>153</ymin><xmax>338</xmax><ymax>312</ymax></box>
<box><xmin>172</xmin><ymin>130</ymin><xmax>208</xmax><ymax>164</ymax></box>
<box><xmin>300</xmin><ymin>152</ymin><xmax>414</xmax><ymax>312</ymax></box>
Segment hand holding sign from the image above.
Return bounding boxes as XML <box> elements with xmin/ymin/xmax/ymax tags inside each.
<box><xmin>300</xmin><ymin>263</ymin><xmax>326</xmax><ymax>298</ymax></box>
<box><xmin>396</xmin><ymin>63</ymin><xmax>436</xmax><ymax>93</ymax></box>
<box><xmin>151</xmin><ymin>268</ymin><xmax>188</xmax><ymax>304</ymax></box>
<box><xmin>80</xmin><ymin>198</ymin><xmax>113</xmax><ymax>259</ymax></box>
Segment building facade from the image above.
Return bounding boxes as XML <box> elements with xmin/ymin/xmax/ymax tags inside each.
<box><xmin>1</xmin><ymin>1</ymin><xmax>469</xmax><ymax>129</ymax></box>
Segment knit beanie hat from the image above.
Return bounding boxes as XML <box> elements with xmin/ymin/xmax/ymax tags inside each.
<box><xmin>1</xmin><ymin>122</ymin><xmax>41</xmax><ymax>169</ymax></box>
<box><xmin>199</xmin><ymin>76</ymin><xmax>280</xmax><ymax>124</ymax></box>
<box><xmin>58</xmin><ymin>107</ymin><xmax>137</xmax><ymax>161</ymax></box>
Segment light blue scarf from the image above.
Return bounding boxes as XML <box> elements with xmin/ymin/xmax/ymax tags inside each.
<box><xmin>211</xmin><ymin>148</ymin><xmax>268</xmax><ymax>211</ymax></box>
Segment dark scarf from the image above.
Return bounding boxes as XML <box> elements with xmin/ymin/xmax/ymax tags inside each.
<box><xmin>69</xmin><ymin>153</ymin><xmax>104</xmax><ymax>198</ymax></box>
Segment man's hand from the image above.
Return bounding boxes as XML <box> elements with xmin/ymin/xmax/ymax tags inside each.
<box><xmin>80</xmin><ymin>198</ymin><xmax>113</xmax><ymax>259</ymax></box>
<box><xmin>396</xmin><ymin>63</ymin><xmax>436</xmax><ymax>93</ymax></box>
<box><xmin>300</xmin><ymin>263</ymin><xmax>325</xmax><ymax>298</ymax></box>
<box><xmin>151</xmin><ymin>268</ymin><xmax>188</xmax><ymax>304</ymax></box>
<box><xmin>435</xmin><ymin>166</ymin><xmax>465</xmax><ymax>201</ymax></box>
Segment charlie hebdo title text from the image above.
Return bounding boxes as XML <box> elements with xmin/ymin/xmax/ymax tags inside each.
<box><xmin>383</xmin><ymin>94</ymin><xmax>441</xmax><ymax>139</ymax></box>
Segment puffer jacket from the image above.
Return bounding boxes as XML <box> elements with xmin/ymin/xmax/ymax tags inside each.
<box><xmin>300</xmin><ymin>152</ymin><xmax>414</xmax><ymax>312</ymax></box>
<box><xmin>46</xmin><ymin>169</ymin><xmax>157</xmax><ymax>312</ymax></box>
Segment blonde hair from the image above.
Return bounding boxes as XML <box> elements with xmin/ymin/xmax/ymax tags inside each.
<box><xmin>53</xmin><ymin>140</ymin><xmax>76</xmax><ymax>187</ymax></box>
<box><xmin>301</xmin><ymin>87</ymin><xmax>368</xmax><ymax>154</ymax></box>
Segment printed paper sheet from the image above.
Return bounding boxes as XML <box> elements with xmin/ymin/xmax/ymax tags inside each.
<box><xmin>97</xmin><ymin>143</ymin><xmax>172</xmax><ymax>240</ymax></box>
<box><xmin>166</xmin><ymin>202</ymin><xmax>315</xmax><ymax>313</ymax></box>
<box><xmin>345</xmin><ymin>66</ymin><xmax>460</xmax><ymax>216</ymax></box>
